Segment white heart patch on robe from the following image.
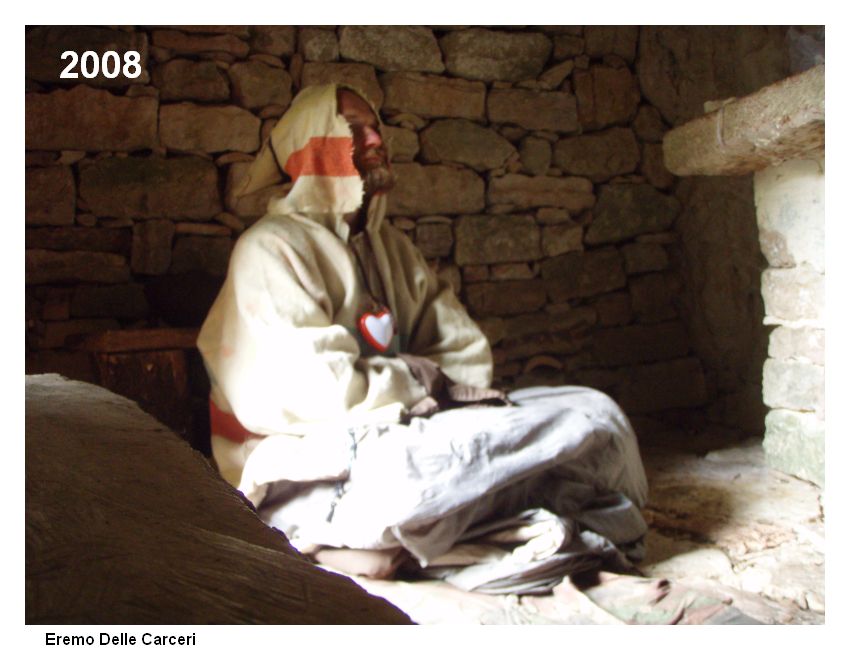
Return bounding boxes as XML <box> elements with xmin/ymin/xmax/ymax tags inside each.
<box><xmin>358</xmin><ymin>309</ymin><xmax>395</xmax><ymax>352</ymax></box>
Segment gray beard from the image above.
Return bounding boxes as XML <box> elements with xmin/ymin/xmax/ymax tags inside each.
<box><xmin>363</xmin><ymin>165</ymin><xmax>396</xmax><ymax>196</ymax></box>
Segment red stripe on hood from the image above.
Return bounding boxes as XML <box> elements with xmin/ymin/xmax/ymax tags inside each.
<box><xmin>283</xmin><ymin>136</ymin><xmax>359</xmax><ymax>182</ymax></box>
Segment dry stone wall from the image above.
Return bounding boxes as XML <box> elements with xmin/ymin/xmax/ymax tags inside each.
<box><xmin>25</xmin><ymin>25</ymin><xmax>793</xmax><ymax>430</ymax></box>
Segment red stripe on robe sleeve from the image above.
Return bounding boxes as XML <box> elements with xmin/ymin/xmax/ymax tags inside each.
<box><xmin>210</xmin><ymin>399</ymin><xmax>257</xmax><ymax>444</ymax></box>
<box><xmin>283</xmin><ymin>136</ymin><xmax>359</xmax><ymax>182</ymax></box>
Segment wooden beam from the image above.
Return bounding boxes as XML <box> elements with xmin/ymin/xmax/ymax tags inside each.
<box><xmin>73</xmin><ymin>327</ymin><xmax>200</xmax><ymax>352</ymax></box>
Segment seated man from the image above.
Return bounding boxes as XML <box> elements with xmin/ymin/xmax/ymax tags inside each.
<box><xmin>197</xmin><ymin>83</ymin><xmax>648</xmax><ymax>592</ymax></box>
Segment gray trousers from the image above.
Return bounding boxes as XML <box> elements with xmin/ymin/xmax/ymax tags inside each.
<box><xmin>259</xmin><ymin>385</ymin><xmax>649</xmax><ymax>571</ymax></box>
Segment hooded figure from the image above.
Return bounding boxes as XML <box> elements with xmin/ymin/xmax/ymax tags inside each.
<box><xmin>198</xmin><ymin>84</ymin><xmax>649</xmax><ymax>592</ymax></box>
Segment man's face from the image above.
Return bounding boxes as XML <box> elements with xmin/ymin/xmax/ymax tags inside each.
<box><xmin>337</xmin><ymin>89</ymin><xmax>394</xmax><ymax>195</ymax></box>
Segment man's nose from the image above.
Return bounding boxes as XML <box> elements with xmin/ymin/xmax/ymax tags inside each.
<box><xmin>362</xmin><ymin>126</ymin><xmax>383</xmax><ymax>149</ymax></box>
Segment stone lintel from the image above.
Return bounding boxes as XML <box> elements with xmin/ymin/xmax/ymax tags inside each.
<box><xmin>663</xmin><ymin>64</ymin><xmax>824</xmax><ymax>176</ymax></box>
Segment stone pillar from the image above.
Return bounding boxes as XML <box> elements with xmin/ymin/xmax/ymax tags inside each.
<box><xmin>662</xmin><ymin>64</ymin><xmax>825</xmax><ymax>486</ymax></box>
<box><xmin>755</xmin><ymin>158</ymin><xmax>825</xmax><ymax>486</ymax></box>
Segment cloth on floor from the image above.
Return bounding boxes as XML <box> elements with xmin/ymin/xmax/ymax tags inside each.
<box><xmin>560</xmin><ymin>571</ymin><xmax>764</xmax><ymax>625</ymax></box>
<box><xmin>418</xmin><ymin>510</ymin><xmax>636</xmax><ymax>594</ymax></box>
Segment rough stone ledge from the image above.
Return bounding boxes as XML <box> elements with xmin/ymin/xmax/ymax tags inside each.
<box><xmin>663</xmin><ymin>64</ymin><xmax>824</xmax><ymax>176</ymax></box>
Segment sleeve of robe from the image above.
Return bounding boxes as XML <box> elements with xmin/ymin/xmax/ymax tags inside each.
<box><xmin>197</xmin><ymin>219</ymin><xmax>495</xmax><ymax>502</ymax></box>
<box><xmin>382</xmin><ymin>227</ymin><xmax>494</xmax><ymax>390</ymax></box>
<box><xmin>198</xmin><ymin>227</ymin><xmax>431</xmax><ymax>440</ymax></box>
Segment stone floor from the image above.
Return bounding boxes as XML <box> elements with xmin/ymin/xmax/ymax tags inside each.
<box><xmin>331</xmin><ymin>436</ymin><xmax>825</xmax><ymax>624</ymax></box>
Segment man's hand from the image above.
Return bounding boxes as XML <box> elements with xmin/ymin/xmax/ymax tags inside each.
<box><xmin>398</xmin><ymin>353</ymin><xmax>512</xmax><ymax>422</ymax></box>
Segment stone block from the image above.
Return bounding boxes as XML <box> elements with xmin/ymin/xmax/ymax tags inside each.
<box><xmin>174</xmin><ymin>223</ymin><xmax>231</xmax><ymax>237</ymax></box>
<box><xmin>499</xmin><ymin>331</ymin><xmax>589</xmax><ymax>363</ymax></box>
<box><xmin>638</xmin><ymin>26</ymin><xmax>789</xmax><ymax>127</ymax></box>
<box><xmin>552</xmin><ymin>34</ymin><xmax>584</xmax><ymax>60</ymax></box>
<box><xmin>26</xmin><ymin>227</ymin><xmax>131</xmax><ymax>254</ymax></box>
<box><xmin>538</xmin><ymin>61</ymin><xmax>575</xmax><ymax>90</ymax></box>
<box><xmin>519</xmin><ymin>137</ymin><xmax>552</xmax><ymax>176</ymax></box>
<box><xmin>490</xmin><ymin>263</ymin><xmax>535</xmax><ymax>281</ymax></box>
<box><xmin>79</xmin><ymin>156</ymin><xmax>221</xmax><ymax>220</ymax></box>
<box><xmin>455</xmin><ymin>214</ymin><xmax>541</xmax><ymax>266</ymax></box>
<box><xmin>169</xmin><ymin>236</ymin><xmax>234</xmax><ymax>276</ymax></box>
<box><xmin>340</xmin><ymin>26</ymin><xmax>443</xmax><ymax>73</ymax></box>
<box><xmin>228</xmin><ymin>61</ymin><xmax>292</xmax><ymax>110</ymax></box>
<box><xmin>384</xmin><ymin>126</ymin><xmax>419</xmax><ymax>162</ymax></box>
<box><xmin>26</xmin><ymin>250</ymin><xmax>130</xmax><ymax>285</ymax></box>
<box><xmin>381</xmin><ymin>72</ymin><xmax>486</xmax><ymax>120</ymax></box>
<box><xmin>26</xmin><ymin>166</ymin><xmax>75</xmax><ymax>226</ymax></box>
<box><xmin>76</xmin><ymin>214</ymin><xmax>98</xmax><ymax>227</ymax></box>
<box><xmin>768</xmin><ymin>327</ymin><xmax>824</xmax><ymax>366</ymax></box>
<box><xmin>71</xmin><ymin>284</ymin><xmax>149</xmax><ymax>319</ymax></box>
<box><xmin>172</xmin><ymin>26</ymin><xmax>250</xmax><ymax>37</ymax></box>
<box><xmin>629</xmin><ymin>272</ymin><xmax>679</xmax><ymax>323</ymax></box>
<box><xmin>591</xmin><ymin>321</ymin><xmax>690</xmax><ymax>368</ymax></box>
<box><xmin>552</xmin><ymin>128</ymin><xmax>640</xmax><ymax>182</ymax></box>
<box><xmin>39</xmin><ymin>288</ymin><xmax>72</xmax><ymax>321</ymax></box>
<box><xmin>214</xmin><ymin>211</ymin><xmax>247</xmax><ymax>234</ymax></box>
<box><xmin>640</xmin><ymin>142</ymin><xmax>676</xmax><ymax>189</ymax></box>
<box><xmin>152</xmin><ymin>30</ymin><xmax>250</xmax><ymax>58</ymax></box>
<box><xmin>763</xmin><ymin>358</ymin><xmax>824</xmax><ymax>414</ymax></box>
<box><xmin>488</xmin><ymin>89</ymin><xmax>579</xmax><ymax>133</ymax></box>
<box><xmin>761</xmin><ymin>265</ymin><xmax>824</xmax><ymax>323</ymax></box>
<box><xmin>541</xmin><ymin>223</ymin><xmax>583</xmax><ymax>257</ymax></box>
<box><xmin>415</xmin><ymin>223</ymin><xmax>453</xmax><ymax>259</ymax></box>
<box><xmin>463</xmin><ymin>265</ymin><xmax>489</xmax><ymax>283</ymax></box>
<box><xmin>493</xmin><ymin>362</ymin><xmax>523</xmax><ymax>381</ymax></box>
<box><xmin>621</xmin><ymin>242</ymin><xmax>669</xmax><ymax>274</ymax></box>
<box><xmin>386</xmin><ymin>163</ymin><xmax>485</xmax><ymax>216</ymax></box>
<box><xmin>420</xmin><ymin>120</ymin><xmax>516</xmax><ymax>171</ymax></box>
<box><xmin>754</xmin><ymin>159</ymin><xmax>824</xmax><ymax>273</ymax></box>
<box><xmin>673</xmin><ymin>175</ymin><xmax>766</xmax><ymax>398</ymax></box>
<box><xmin>583</xmin><ymin>26</ymin><xmax>638</xmax><ymax>62</ymax></box>
<box><xmin>706</xmin><ymin>383</ymin><xmax>768</xmax><ymax>436</ymax></box>
<box><xmin>617</xmin><ymin>357</ymin><xmax>709</xmax><ymax>414</ymax></box>
<box><xmin>298</xmin><ymin>28</ymin><xmax>339</xmax><ymax>62</ymax></box>
<box><xmin>440</xmin><ymin>29</ymin><xmax>551</xmax><ymax>82</ymax></box>
<box><xmin>26</xmin><ymin>86</ymin><xmax>158</xmax><ymax>151</ymax></box>
<box><xmin>26</xmin><ymin>152</ymin><xmax>60</xmax><ymax>167</ymax></box>
<box><xmin>302</xmin><ymin>63</ymin><xmax>384</xmax><ymax>109</ymax></box>
<box><xmin>501</xmin><ymin>307</ymin><xmax>596</xmax><ymax>342</ymax></box>
<box><xmin>590</xmin><ymin>291</ymin><xmax>633</xmax><ymax>326</ymax></box>
<box><xmin>487</xmin><ymin>175</ymin><xmax>594</xmax><ymax>211</ymax></box>
<box><xmin>586</xmin><ymin>184</ymin><xmax>681</xmax><ymax>245</ymax></box>
<box><xmin>226</xmin><ymin>162</ymin><xmax>290</xmax><ymax>219</ymax></box>
<box><xmin>131</xmin><ymin>220</ymin><xmax>176</xmax><ymax>275</ymax></box>
<box><xmin>573</xmin><ymin>65</ymin><xmax>640</xmax><ymax>130</ymax></box>
<box><xmin>535</xmin><ymin>207</ymin><xmax>574</xmax><ymax>225</ymax></box>
<box><xmin>151</xmin><ymin>59</ymin><xmax>230</xmax><ymax>102</ymax></box>
<box><xmin>26</xmin><ymin>26</ymin><xmax>150</xmax><ymax>87</ymax></box>
<box><xmin>392</xmin><ymin>217</ymin><xmax>416</xmax><ymax>231</ymax></box>
<box><xmin>541</xmin><ymin>248</ymin><xmax>626</xmax><ymax>302</ymax></box>
<box><xmin>250</xmin><ymin>26</ymin><xmax>296</xmax><ymax>57</ymax></box>
<box><xmin>160</xmin><ymin>103</ymin><xmax>261</xmax><ymax>154</ymax></box>
<box><xmin>465</xmin><ymin>280</ymin><xmax>547</xmax><ymax>317</ymax></box>
<box><xmin>764</xmin><ymin>409</ymin><xmax>825</xmax><ymax>487</ymax></box>
<box><xmin>633</xmin><ymin>105</ymin><xmax>666</xmax><ymax>143</ymax></box>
